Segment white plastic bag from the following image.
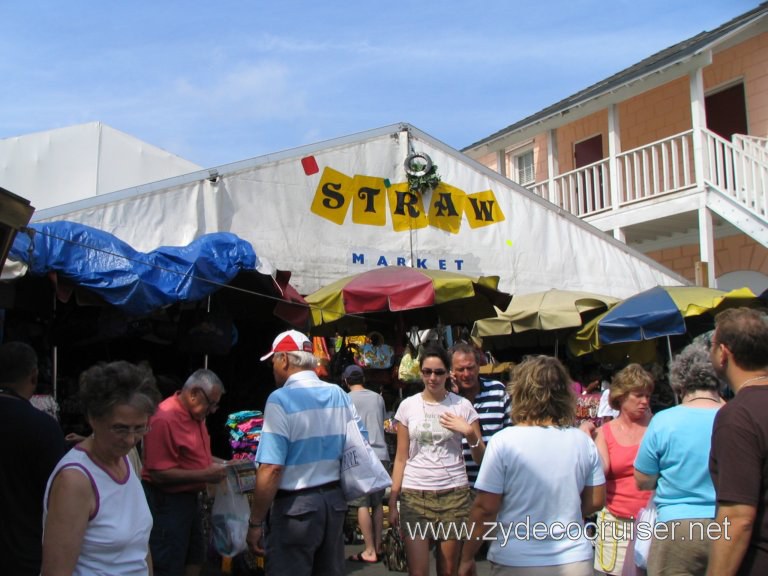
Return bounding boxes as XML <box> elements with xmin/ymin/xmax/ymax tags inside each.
<box><xmin>633</xmin><ymin>499</ymin><xmax>657</xmax><ymax>569</ymax></box>
<box><xmin>211</xmin><ymin>475</ymin><xmax>250</xmax><ymax>557</ymax></box>
<box><xmin>340</xmin><ymin>408</ymin><xmax>392</xmax><ymax>501</ymax></box>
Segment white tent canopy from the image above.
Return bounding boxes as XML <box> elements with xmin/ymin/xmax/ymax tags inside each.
<box><xmin>32</xmin><ymin>123</ymin><xmax>687</xmax><ymax>297</ymax></box>
<box><xmin>0</xmin><ymin>122</ymin><xmax>201</xmax><ymax>211</ymax></box>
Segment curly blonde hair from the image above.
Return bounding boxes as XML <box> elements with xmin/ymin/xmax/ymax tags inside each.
<box><xmin>509</xmin><ymin>356</ymin><xmax>575</xmax><ymax>426</ymax></box>
<box><xmin>609</xmin><ymin>363</ymin><xmax>654</xmax><ymax>410</ymax></box>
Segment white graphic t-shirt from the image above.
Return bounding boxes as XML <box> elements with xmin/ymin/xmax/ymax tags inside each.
<box><xmin>395</xmin><ymin>392</ymin><xmax>478</xmax><ymax>490</ymax></box>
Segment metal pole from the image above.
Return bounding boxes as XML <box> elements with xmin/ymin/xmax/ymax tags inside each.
<box><xmin>204</xmin><ymin>295</ymin><xmax>211</xmax><ymax>369</ymax></box>
<box><xmin>52</xmin><ymin>291</ymin><xmax>58</xmax><ymax>401</ymax></box>
<box><xmin>666</xmin><ymin>336</ymin><xmax>678</xmax><ymax>405</ymax></box>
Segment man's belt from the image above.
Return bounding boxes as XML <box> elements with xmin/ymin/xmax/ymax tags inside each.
<box><xmin>274</xmin><ymin>481</ymin><xmax>340</xmax><ymax>499</ymax></box>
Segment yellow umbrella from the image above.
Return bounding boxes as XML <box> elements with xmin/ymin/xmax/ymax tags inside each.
<box><xmin>473</xmin><ymin>289</ymin><xmax>620</xmax><ymax>337</ymax></box>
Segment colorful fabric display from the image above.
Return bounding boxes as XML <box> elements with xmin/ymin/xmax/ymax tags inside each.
<box><xmin>225</xmin><ymin>410</ymin><xmax>263</xmax><ymax>461</ymax></box>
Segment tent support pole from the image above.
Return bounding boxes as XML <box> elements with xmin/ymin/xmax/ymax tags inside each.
<box><xmin>52</xmin><ymin>291</ymin><xmax>58</xmax><ymax>401</ymax></box>
<box><xmin>666</xmin><ymin>336</ymin><xmax>678</xmax><ymax>405</ymax></box>
<box><xmin>204</xmin><ymin>295</ymin><xmax>211</xmax><ymax>370</ymax></box>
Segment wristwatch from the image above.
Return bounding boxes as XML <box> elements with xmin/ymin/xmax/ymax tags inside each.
<box><xmin>248</xmin><ymin>519</ymin><xmax>265</xmax><ymax>529</ymax></box>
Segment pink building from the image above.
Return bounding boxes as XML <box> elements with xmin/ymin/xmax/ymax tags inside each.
<box><xmin>463</xmin><ymin>4</ymin><xmax>768</xmax><ymax>293</ymax></box>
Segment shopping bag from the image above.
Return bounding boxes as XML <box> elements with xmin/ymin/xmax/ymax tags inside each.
<box><xmin>211</xmin><ymin>475</ymin><xmax>250</xmax><ymax>557</ymax></box>
<box><xmin>382</xmin><ymin>527</ymin><xmax>407</xmax><ymax>572</ymax></box>
<box><xmin>633</xmin><ymin>499</ymin><xmax>657</xmax><ymax>569</ymax></box>
<box><xmin>340</xmin><ymin>409</ymin><xmax>392</xmax><ymax>501</ymax></box>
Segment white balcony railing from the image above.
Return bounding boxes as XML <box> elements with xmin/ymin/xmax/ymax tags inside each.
<box><xmin>526</xmin><ymin>129</ymin><xmax>768</xmax><ymax>222</ymax></box>
<box><xmin>703</xmin><ymin>130</ymin><xmax>768</xmax><ymax>218</ymax></box>
<box><xmin>616</xmin><ymin>131</ymin><xmax>696</xmax><ymax>204</ymax></box>
<box><xmin>533</xmin><ymin>159</ymin><xmax>611</xmax><ymax>217</ymax></box>
<box><xmin>733</xmin><ymin>134</ymin><xmax>768</xmax><ymax>165</ymax></box>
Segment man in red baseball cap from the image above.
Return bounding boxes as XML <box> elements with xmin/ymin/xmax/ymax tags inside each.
<box><xmin>259</xmin><ymin>329</ymin><xmax>314</xmax><ymax>362</ymax></box>
<box><xmin>247</xmin><ymin>329</ymin><xmax>354</xmax><ymax>575</ymax></box>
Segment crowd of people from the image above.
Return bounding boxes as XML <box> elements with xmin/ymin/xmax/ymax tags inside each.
<box><xmin>2</xmin><ymin>307</ymin><xmax>768</xmax><ymax>575</ymax></box>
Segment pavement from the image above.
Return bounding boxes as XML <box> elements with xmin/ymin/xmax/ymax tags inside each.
<box><xmin>204</xmin><ymin>542</ymin><xmax>493</xmax><ymax>575</ymax></box>
<box><xmin>342</xmin><ymin>543</ymin><xmax>493</xmax><ymax>576</ymax></box>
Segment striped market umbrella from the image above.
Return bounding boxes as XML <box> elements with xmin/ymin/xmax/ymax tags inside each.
<box><xmin>306</xmin><ymin>267</ymin><xmax>512</xmax><ymax>334</ymax></box>
<box><xmin>568</xmin><ymin>285</ymin><xmax>759</xmax><ymax>357</ymax></box>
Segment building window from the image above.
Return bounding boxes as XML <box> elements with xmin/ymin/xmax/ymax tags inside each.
<box><xmin>513</xmin><ymin>149</ymin><xmax>535</xmax><ymax>187</ymax></box>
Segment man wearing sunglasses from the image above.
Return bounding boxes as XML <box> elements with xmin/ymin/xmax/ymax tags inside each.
<box><xmin>142</xmin><ymin>368</ymin><xmax>229</xmax><ymax>576</ymax></box>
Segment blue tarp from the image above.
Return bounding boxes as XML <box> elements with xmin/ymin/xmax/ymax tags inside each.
<box><xmin>9</xmin><ymin>221</ymin><xmax>259</xmax><ymax>316</ymax></box>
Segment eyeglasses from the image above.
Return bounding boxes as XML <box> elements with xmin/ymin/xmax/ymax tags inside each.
<box><xmin>110</xmin><ymin>424</ymin><xmax>151</xmax><ymax>438</ymax></box>
<box><xmin>421</xmin><ymin>368</ymin><xmax>447</xmax><ymax>377</ymax></box>
<box><xmin>198</xmin><ymin>388</ymin><xmax>220</xmax><ymax>411</ymax></box>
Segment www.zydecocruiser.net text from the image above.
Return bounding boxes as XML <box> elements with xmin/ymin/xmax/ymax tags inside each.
<box><xmin>403</xmin><ymin>517</ymin><xmax>731</xmax><ymax>547</ymax></box>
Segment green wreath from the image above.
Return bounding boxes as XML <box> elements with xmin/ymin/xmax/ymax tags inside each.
<box><xmin>404</xmin><ymin>152</ymin><xmax>441</xmax><ymax>194</ymax></box>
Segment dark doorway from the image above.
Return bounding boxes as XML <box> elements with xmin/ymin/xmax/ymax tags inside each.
<box><xmin>574</xmin><ymin>134</ymin><xmax>605</xmax><ymax>213</ymax></box>
<box><xmin>706</xmin><ymin>83</ymin><xmax>748</xmax><ymax>139</ymax></box>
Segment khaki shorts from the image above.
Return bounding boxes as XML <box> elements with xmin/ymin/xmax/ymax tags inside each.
<box><xmin>400</xmin><ymin>486</ymin><xmax>471</xmax><ymax>540</ymax></box>
<box><xmin>348</xmin><ymin>461</ymin><xmax>390</xmax><ymax>508</ymax></box>
<box><xmin>646</xmin><ymin>518</ymin><xmax>712</xmax><ymax>575</ymax></box>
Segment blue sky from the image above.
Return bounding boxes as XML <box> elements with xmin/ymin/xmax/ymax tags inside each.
<box><xmin>0</xmin><ymin>1</ymin><xmax>758</xmax><ymax>168</ymax></box>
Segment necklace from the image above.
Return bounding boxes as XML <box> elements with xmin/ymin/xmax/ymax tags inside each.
<box><xmin>684</xmin><ymin>395</ymin><xmax>721</xmax><ymax>404</ymax></box>
<box><xmin>739</xmin><ymin>375</ymin><xmax>768</xmax><ymax>389</ymax></box>
<box><xmin>421</xmin><ymin>391</ymin><xmax>447</xmax><ymax>405</ymax></box>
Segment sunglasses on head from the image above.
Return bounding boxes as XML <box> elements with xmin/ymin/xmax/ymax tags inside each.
<box><xmin>421</xmin><ymin>368</ymin><xmax>447</xmax><ymax>377</ymax></box>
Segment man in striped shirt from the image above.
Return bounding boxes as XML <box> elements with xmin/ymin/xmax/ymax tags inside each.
<box><xmin>246</xmin><ymin>330</ymin><xmax>351</xmax><ymax>576</ymax></box>
<box><xmin>449</xmin><ymin>343</ymin><xmax>512</xmax><ymax>487</ymax></box>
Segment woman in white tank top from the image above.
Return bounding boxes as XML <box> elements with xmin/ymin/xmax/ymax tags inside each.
<box><xmin>42</xmin><ymin>361</ymin><xmax>162</xmax><ymax>576</ymax></box>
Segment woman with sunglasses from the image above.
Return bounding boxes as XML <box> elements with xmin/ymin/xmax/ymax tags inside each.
<box><xmin>42</xmin><ymin>361</ymin><xmax>161</xmax><ymax>576</ymax></box>
<box><xmin>389</xmin><ymin>344</ymin><xmax>484</xmax><ymax>576</ymax></box>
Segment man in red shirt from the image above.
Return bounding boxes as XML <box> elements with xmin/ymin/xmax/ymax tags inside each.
<box><xmin>142</xmin><ymin>368</ymin><xmax>228</xmax><ymax>576</ymax></box>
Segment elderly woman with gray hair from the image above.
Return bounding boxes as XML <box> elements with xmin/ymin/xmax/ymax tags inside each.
<box><xmin>634</xmin><ymin>341</ymin><xmax>724</xmax><ymax>575</ymax></box>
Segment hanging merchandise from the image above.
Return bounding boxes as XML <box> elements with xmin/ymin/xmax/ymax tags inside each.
<box><xmin>329</xmin><ymin>337</ymin><xmax>360</xmax><ymax>383</ymax></box>
<box><xmin>357</xmin><ymin>331</ymin><xmax>395</xmax><ymax>369</ymax></box>
<box><xmin>313</xmin><ymin>336</ymin><xmax>331</xmax><ymax>378</ymax></box>
<box><xmin>397</xmin><ymin>344</ymin><xmax>422</xmax><ymax>383</ymax></box>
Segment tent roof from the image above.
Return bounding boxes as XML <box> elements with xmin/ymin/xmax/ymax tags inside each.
<box><xmin>31</xmin><ymin>122</ymin><xmax>687</xmax><ymax>298</ymax></box>
<box><xmin>0</xmin><ymin>121</ymin><xmax>201</xmax><ymax>211</ymax></box>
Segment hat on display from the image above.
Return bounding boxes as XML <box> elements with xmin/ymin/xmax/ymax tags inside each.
<box><xmin>260</xmin><ymin>330</ymin><xmax>313</xmax><ymax>361</ymax></box>
<box><xmin>342</xmin><ymin>364</ymin><xmax>365</xmax><ymax>382</ymax></box>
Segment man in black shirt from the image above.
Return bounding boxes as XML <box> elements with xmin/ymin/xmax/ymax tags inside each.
<box><xmin>0</xmin><ymin>342</ymin><xmax>67</xmax><ymax>576</ymax></box>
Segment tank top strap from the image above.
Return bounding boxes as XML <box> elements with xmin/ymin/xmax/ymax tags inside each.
<box><xmin>602</xmin><ymin>420</ymin><xmax>618</xmax><ymax>447</ymax></box>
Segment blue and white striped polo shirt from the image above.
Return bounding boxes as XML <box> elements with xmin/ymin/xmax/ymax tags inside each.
<box><xmin>256</xmin><ymin>370</ymin><xmax>353</xmax><ymax>490</ymax></box>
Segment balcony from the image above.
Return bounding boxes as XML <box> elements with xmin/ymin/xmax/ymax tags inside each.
<box><xmin>528</xmin><ymin>129</ymin><xmax>768</xmax><ymax>234</ymax></box>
